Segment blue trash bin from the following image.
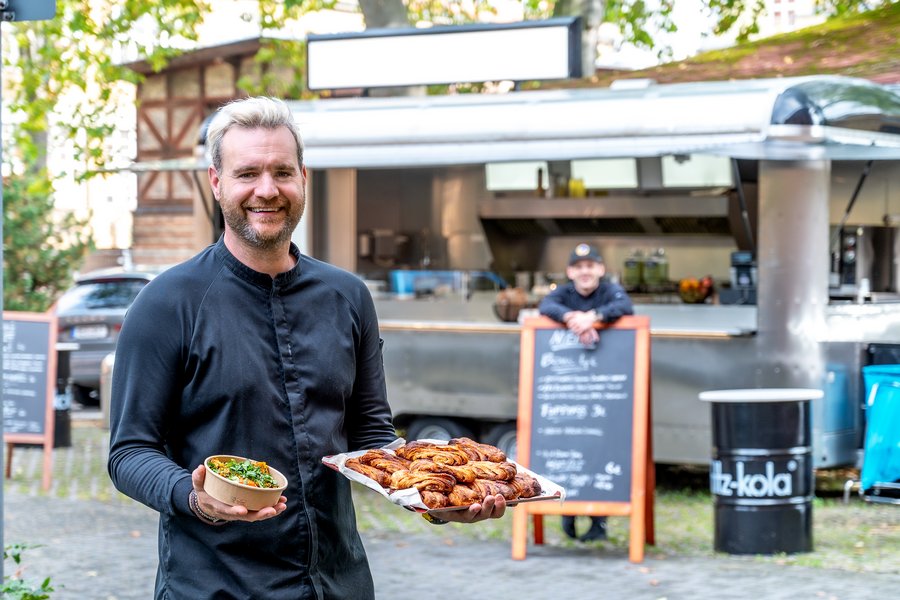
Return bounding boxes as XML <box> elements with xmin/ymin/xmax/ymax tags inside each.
<box><xmin>859</xmin><ymin>379</ymin><xmax>900</xmax><ymax>493</ymax></box>
<box><xmin>862</xmin><ymin>364</ymin><xmax>900</xmax><ymax>407</ymax></box>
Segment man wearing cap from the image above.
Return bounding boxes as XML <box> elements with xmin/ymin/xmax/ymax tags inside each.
<box><xmin>538</xmin><ymin>242</ymin><xmax>634</xmax><ymax>540</ymax></box>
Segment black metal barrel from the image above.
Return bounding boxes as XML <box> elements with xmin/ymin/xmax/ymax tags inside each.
<box><xmin>699</xmin><ymin>388</ymin><xmax>823</xmax><ymax>555</ymax></box>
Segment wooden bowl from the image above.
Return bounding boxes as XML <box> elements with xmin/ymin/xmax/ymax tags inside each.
<box><xmin>203</xmin><ymin>455</ymin><xmax>288</xmax><ymax>511</ymax></box>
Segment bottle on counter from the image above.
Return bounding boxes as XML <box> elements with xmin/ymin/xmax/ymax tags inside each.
<box><xmin>623</xmin><ymin>249</ymin><xmax>644</xmax><ymax>290</ymax></box>
<box><xmin>567</xmin><ymin>177</ymin><xmax>586</xmax><ymax>198</ymax></box>
<box><xmin>553</xmin><ymin>173</ymin><xmax>569</xmax><ymax>198</ymax></box>
<box><xmin>536</xmin><ymin>167</ymin><xmax>545</xmax><ymax>197</ymax></box>
<box><xmin>643</xmin><ymin>248</ymin><xmax>668</xmax><ymax>287</ymax></box>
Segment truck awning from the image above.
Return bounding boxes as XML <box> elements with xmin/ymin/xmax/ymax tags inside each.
<box><xmin>119</xmin><ymin>75</ymin><xmax>900</xmax><ymax>173</ymax></box>
<box><xmin>288</xmin><ymin>75</ymin><xmax>900</xmax><ymax>168</ymax></box>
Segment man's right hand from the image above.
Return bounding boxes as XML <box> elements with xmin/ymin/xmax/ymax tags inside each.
<box><xmin>191</xmin><ymin>464</ymin><xmax>288</xmax><ymax>524</ymax></box>
<box><xmin>564</xmin><ymin>310</ymin><xmax>600</xmax><ymax>345</ymax></box>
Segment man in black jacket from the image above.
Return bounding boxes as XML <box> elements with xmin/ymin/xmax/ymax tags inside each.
<box><xmin>108</xmin><ymin>96</ymin><xmax>505</xmax><ymax>599</ymax></box>
<box><xmin>539</xmin><ymin>242</ymin><xmax>633</xmax><ymax>541</ymax></box>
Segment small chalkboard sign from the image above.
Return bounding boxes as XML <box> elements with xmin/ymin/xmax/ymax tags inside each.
<box><xmin>512</xmin><ymin>315</ymin><xmax>654</xmax><ymax>563</ymax></box>
<box><xmin>3</xmin><ymin>311</ymin><xmax>57</xmax><ymax>491</ymax></box>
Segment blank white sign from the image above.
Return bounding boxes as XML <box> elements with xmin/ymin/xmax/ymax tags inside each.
<box><xmin>307</xmin><ymin>19</ymin><xmax>581</xmax><ymax>90</ymax></box>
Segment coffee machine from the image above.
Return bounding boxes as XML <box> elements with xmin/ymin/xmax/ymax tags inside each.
<box><xmin>719</xmin><ymin>251</ymin><xmax>757</xmax><ymax>305</ymax></box>
<box><xmin>831</xmin><ymin>225</ymin><xmax>900</xmax><ymax>300</ymax></box>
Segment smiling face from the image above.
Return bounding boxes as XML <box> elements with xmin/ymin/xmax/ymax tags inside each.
<box><xmin>209</xmin><ymin>125</ymin><xmax>306</xmax><ymax>255</ymax></box>
<box><xmin>566</xmin><ymin>259</ymin><xmax>606</xmax><ymax>296</ymax></box>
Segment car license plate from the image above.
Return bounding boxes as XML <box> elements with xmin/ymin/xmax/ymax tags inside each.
<box><xmin>72</xmin><ymin>324</ymin><xmax>109</xmax><ymax>340</ymax></box>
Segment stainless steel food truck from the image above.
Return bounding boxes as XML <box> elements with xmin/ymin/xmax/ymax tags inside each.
<box><xmin>284</xmin><ymin>75</ymin><xmax>900</xmax><ymax>468</ymax></box>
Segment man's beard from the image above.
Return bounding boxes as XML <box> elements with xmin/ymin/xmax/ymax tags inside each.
<box><xmin>221</xmin><ymin>201</ymin><xmax>304</xmax><ymax>250</ymax></box>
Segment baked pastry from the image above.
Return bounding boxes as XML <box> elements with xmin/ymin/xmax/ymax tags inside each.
<box><xmin>390</xmin><ymin>469</ymin><xmax>456</xmax><ymax>494</ymax></box>
<box><xmin>420</xmin><ymin>490</ymin><xmax>450</xmax><ymax>509</ymax></box>
<box><xmin>356</xmin><ymin>449</ymin><xmax>411</xmax><ymax>474</ymax></box>
<box><xmin>465</xmin><ymin>460</ymin><xmax>517</xmax><ymax>482</ymax></box>
<box><xmin>509</xmin><ymin>472</ymin><xmax>542</xmax><ymax>499</ymax></box>
<box><xmin>469</xmin><ymin>478</ymin><xmax>517</xmax><ymax>501</ymax></box>
<box><xmin>344</xmin><ymin>457</ymin><xmax>391</xmax><ymax>487</ymax></box>
<box><xmin>449</xmin><ymin>437</ymin><xmax>507</xmax><ymax>462</ymax></box>
<box><xmin>395</xmin><ymin>441</ymin><xmax>469</xmax><ymax>466</ymax></box>
<box><xmin>408</xmin><ymin>458</ymin><xmax>476</xmax><ymax>484</ymax></box>
<box><xmin>448</xmin><ymin>484</ymin><xmax>482</xmax><ymax>507</ymax></box>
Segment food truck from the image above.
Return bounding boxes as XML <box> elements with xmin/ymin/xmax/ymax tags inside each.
<box><xmin>284</xmin><ymin>76</ymin><xmax>900</xmax><ymax>468</ymax></box>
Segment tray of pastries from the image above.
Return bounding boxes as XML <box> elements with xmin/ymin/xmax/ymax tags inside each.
<box><xmin>322</xmin><ymin>437</ymin><xmax>565</xmax><ymax>513</ymax></box>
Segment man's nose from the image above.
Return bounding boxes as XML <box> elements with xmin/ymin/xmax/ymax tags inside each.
<box><xmin>255</xmin><ymin>173</ymin><xmax>278</xmax><ymax>198</ymax></box>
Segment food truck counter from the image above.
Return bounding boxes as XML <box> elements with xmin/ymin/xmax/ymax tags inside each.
<box><xmin>375</xmin><ymin>294</ymin><xmax>758</xmax><ymax>337</ymax></box>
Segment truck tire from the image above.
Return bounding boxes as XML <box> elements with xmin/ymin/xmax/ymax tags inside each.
<box><xmin>406</xmin><ymin>418</ymin><xmax>474</xmax><ymax>443</ymax></box>
<box><xmin>485</xmin><ymin>423</ymin><xmax>518</xmax><ymax>461</ymax></box>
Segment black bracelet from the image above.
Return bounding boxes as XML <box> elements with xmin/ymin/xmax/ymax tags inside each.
<box><xmin>190</xmin><ymin>490</ymin><xmax>224</xmax><ymax>525</ymax></box>
<box><xmin>421</xmin><ymin>512</ymin><xmax>449</xmax><ymax>526</ymax></box>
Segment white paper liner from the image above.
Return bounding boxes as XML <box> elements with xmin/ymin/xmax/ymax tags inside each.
<box><xmin>322</xmin><ymin>438</ymin><xmax>566</xmax><ymax>513</ymax></box>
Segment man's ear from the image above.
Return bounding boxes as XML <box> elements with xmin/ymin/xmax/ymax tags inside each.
<box><xmin>208</xmin><ymin>165</ymin><xmax>220</xmax><ymax>201</ymax></box>
<box><xmin>597</xmin><ymin>263</ymin><xmax>606</xmax><ymax>278</ymax></box>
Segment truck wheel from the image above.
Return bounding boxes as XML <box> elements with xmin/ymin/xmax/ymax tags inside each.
<box><xmin>406</xmin><ymin>418</ymin><xmax>474</xmax><ymax>443</ymax></box>
<box><xmin>485</xmin><ymin>423</ymin><xmax>518</xmax><ymax>461</ymax></box>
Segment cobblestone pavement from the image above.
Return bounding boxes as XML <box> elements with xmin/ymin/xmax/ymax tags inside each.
<box><xmin>3</xmin><ymin>415</ymin><xmax>898</xmax><ymax>599</ymax></box>
<box><xmin>4</xmin><ymin>489</ymin><xmax>900</xmax><ymax>600</ymax></box>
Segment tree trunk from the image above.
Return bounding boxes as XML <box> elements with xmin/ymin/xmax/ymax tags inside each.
<box><xmin>554</xmin><ymin>0</ymin><xmax>607</xmax><ymax>77</ymax></box>
<box><xmin>357</xmin><ymin>0</ymin><xmax>410</xmax><ymax>29</ymax></box>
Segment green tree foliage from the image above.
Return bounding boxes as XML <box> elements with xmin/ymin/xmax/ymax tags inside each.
<box><xmin>3</xmin><ymin>173</ymin><xmax>92</xmax><ymax>312</ymax></box>
<box><xmin>1</xmin><ymin>1</ymin><xmax>207</xmax><ymax>311</ymax></box>
<box><xmin>2</xmin><ymin>0</ymin><xmax>207</xmax><ymax>175</ymax></box>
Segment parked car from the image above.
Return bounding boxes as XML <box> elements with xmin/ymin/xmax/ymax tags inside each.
<box><xmin>55</xmin><ymin>269</ymin><xmax>158</xmax><ymax>405</ymax></box>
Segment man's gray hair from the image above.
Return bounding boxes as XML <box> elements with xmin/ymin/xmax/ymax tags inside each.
<box><xmin>206</xmin><ymin>96</ymin><xmax>304</xmax><ymax>171</ymax></box>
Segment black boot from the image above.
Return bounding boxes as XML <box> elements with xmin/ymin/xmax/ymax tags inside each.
<box><xmin>579</xmin><ymin>517</ymin><xmax>607</xmax><ymax>542</ymax></box>
<box><xmin>561</xmin><ymin>515</ymin><xmax>577</xmax><ymax>539</ymax></box>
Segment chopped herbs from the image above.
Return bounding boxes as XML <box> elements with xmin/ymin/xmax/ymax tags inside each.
<box><xmin>208</xmin><ymin>457</ymin><xmax>279</xmax><ymax>489</ymax></box>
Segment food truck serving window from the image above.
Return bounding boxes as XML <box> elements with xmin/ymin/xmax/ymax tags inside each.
<box><xmin>661</xmin><ymin>154</ymin><xmax>733</xmax><ymax>188</ymax></box>
<box><xmin>486</xmin><ymin>161</ymin><xmax>549</xmax><ymax>191</ymax></box>
<box><xmin>571</xmin><ymin>158</ymin><xmax>638</xmax><ymax>189</ymax></box>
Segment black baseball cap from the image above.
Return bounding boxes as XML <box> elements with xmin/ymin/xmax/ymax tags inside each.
<box><xmin>569</xmin><ymin>243</ymin><xmax>603</xmax><ymax>265</ymax></box>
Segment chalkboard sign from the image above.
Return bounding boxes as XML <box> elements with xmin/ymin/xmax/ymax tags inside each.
<box><xmin>3</xmin><ymin>311</ymin><xmax>57</xmax><ymax>491</ymax></box>
<box><xmin>512</xmin><ymin>315</ymin><xmax>654</xmax><ymax>563</ymax></box>
<box><xmin>529</xmin><ymin>327</ymin><xmax>636</xmax><ymax>502</ymax></box>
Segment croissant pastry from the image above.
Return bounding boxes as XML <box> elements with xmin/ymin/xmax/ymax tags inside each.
<box><xmin>390</xmin><ymin>469</ymin><xmax>456</xmax><ymax>494</ymax></box>
<box><xmin>448</xmin><ymin>437</ymin><xmax>507</xmax><ymax>462</ymax></box>
<box><xmin>469</xmin><ymin>478</ymin><xmax>517</xmax><ymax>500</ymax></box>
<box><xmin>344</xmin><ymin>457</ymin><xmax>391</xmax><ymax>487</ymax></box>
<box><xmin>465</xmin><ymin>460</ymin><xmax>517</xmax><ymax>482</ymax></box>
<box><xmin>448</xmin><ymin>484</ymin><xmax>482</xmax><ymax>507</ymax></box>
<box><xmin>509</xmin><ymin>472</ymin><xmax>542</xmax><ymax>499</ymax></box>
<box><xmin>395</xmin><ymin>441</ymin><xmax>469</xmax><ymax>466</ymax></box>
<box><xmin>408</xmin><ymin>459</ymin><xmax>477</xmax><ymax>484</ymax></box>
<box><xmin>356</xmin><ymin>449</ymin><xmax>411</xmax><ymax>474</ymax></box>
<box><xmin>420</xmin><ymin>490</ymin><xmax>450</xmax><ymax>509</ymax></box>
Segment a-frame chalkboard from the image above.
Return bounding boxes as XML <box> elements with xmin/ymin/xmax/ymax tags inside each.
<box><xmin>512</xmin><ymin>315</ymin><xmax>654</xmax><ymax>562</ymax></box>
<box><xmin>2</xmin><ymin>311</ymin><xmax>58</xmax><ymax>491</ymax></box>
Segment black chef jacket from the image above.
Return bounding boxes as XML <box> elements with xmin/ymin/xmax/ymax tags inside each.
<box><xmin>108</xmin><ymin>238</ymin><xmax>397</xmax><ymax>600</ymax></box>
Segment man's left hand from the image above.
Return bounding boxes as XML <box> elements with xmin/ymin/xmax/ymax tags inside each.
<box><xmin>566</xmin><ymin>310</ymin><xmax>599</xmax><ymax>335</ymax></box>
<box><xmin>430</xmin><ymin>494</ymin><xmax>506</xmax><ymax>523</ymax></box>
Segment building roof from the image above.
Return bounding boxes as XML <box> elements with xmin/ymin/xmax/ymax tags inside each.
<box><xmin>123</xmin><ymin>38</ymin><xmax>264</xmax><ymax>74</ymax></box>
<box><xmin>555</xmin><ymin>2</ymin><xmax>900</xmax><ymax>89</ymax></box>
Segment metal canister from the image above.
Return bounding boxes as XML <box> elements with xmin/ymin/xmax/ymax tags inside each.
<box><xmin>623</xmin><ymin>250</ymin><xmax>644</xmax><ymax>288</ymax></box>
